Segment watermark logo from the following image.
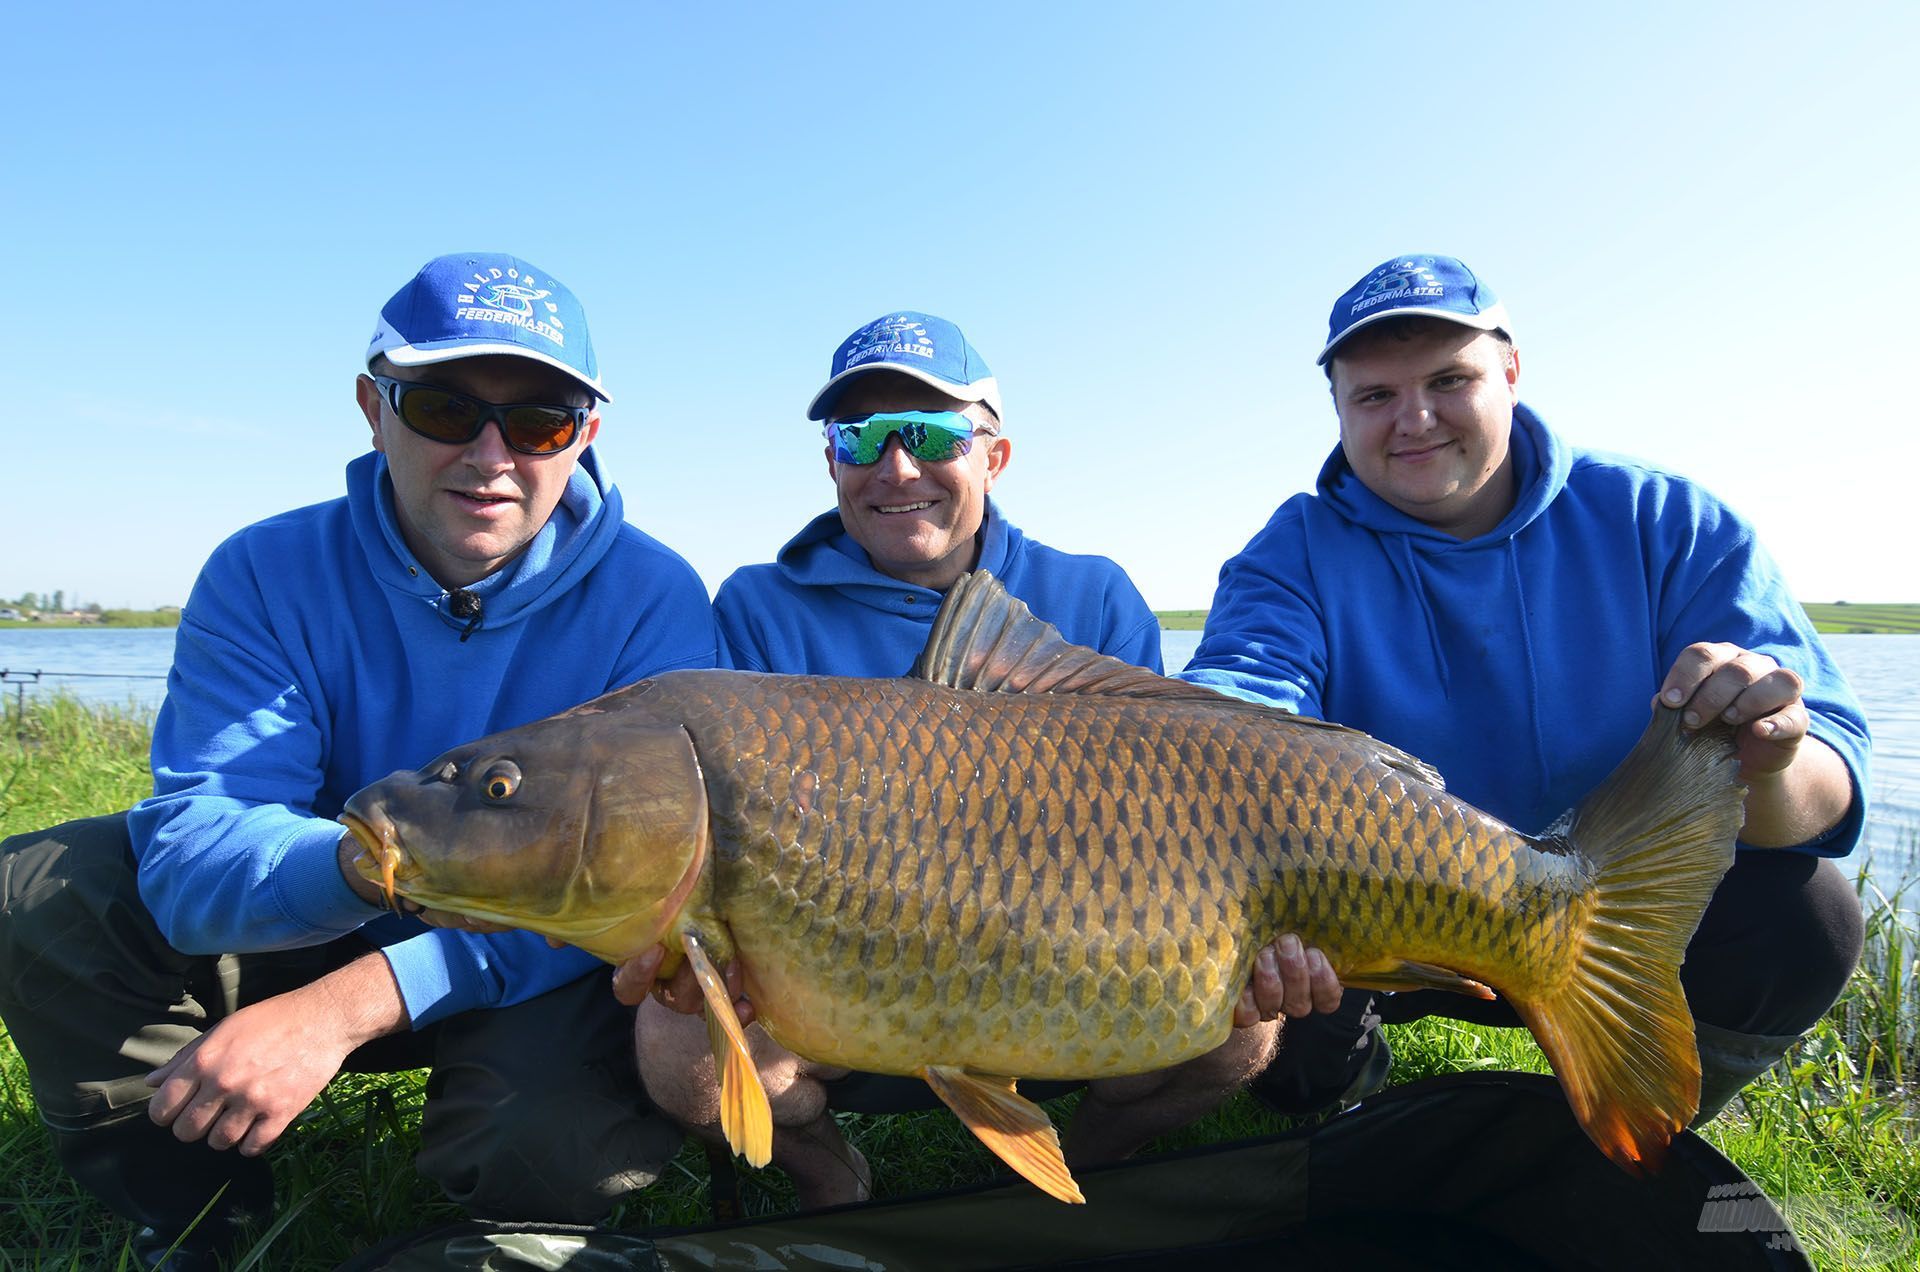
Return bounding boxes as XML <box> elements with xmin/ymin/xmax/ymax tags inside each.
<box><xmin>1697</xmin><ymin>1181</ymin><xmax>1797</xmax><ymax>1251</ymax></box>
<box><xmin>453</xmin><ymin>267</ymin><xmax>567</xmax><ymax>347</ymax></box>
<box><xmin>843</xmin><ymin>314</ymin><xmax>935</xmax><ymax>369</ymax></box>
<box><xmin>1349</xmin><ymin>258</ymin><xmax>1447</xmax><ymax>316</ymax></box>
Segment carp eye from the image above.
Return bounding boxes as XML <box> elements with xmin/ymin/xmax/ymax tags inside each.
<box><xmin>481</xmin><ymin>761</ymin><xmax>521</xmax><ymax>803</ymax></box>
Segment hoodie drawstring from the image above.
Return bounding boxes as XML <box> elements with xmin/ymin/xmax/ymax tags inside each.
<box><xmin>1508</xmin><ymin>540</ymin><xmax>1552</xmax><ymax>802</ymax></box>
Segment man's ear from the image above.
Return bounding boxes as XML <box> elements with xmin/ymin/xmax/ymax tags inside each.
<box><xmin>980</xmin><ymin>435</ymin><xmax>1012</xmax><ymax>492</ymax></box>
<box><xmin>823</xmin><ymin>443</ymin><xmax>839</xmax><ymax>482</ymax></box>
<box><xmin>578</xmin><ymin>409</ymin><xmax>602</xmax><ymax>450</ymax></box>
<box><xmin>356</xmin><ymin>374</ymin><xmax>386</xmax><ymax>451</ymax></box>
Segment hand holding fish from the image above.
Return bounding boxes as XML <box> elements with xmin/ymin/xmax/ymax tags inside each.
<box><xmin>145</xmin><ymin>953</ymin><xmax>407</xmax><ymax>1156</ymax></box>
<box><xmin>336</xmin><ymin>831</ymin><xmax>515</xmax><ymax>933</ymax></box>
<box><xmin>1234</xmin><ymin>933</ymin><xmax>1344</xmax><ymax>1027</ymax></box>
<box><xmin>613</xmin><ymin>944</ymin><xmax>754</xmax><ymax>1023</ymax></box>
<box><xmin>1658</xmin><ymin>642</ymin><xmax>1853</xmax><ymax>847</ymax></box>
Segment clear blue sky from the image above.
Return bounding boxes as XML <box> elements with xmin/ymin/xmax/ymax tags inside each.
<box><xmin>4</xmin><ymin>3</ymin><xmax>1913</xmax><ymax>611</ymax></box>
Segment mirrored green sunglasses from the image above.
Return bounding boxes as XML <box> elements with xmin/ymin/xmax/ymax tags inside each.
<box><xmin>825</xmin><ymin>411</ymin><xmax>992</xmax><ymax>466</ymax></box>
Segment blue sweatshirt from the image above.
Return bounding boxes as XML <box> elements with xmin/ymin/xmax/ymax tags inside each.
<box><xmin>713</xmin><ymin>500</ymin><xmax>1163</xmax><ymax>676</ymax></box>
<box><xmin>130</xmin><ymin>448</ymin><xmax>718</xmax><ymax>1026</ymax></box>
<box><xmin>1180</xmin><ymin>405</ymin><xmax>1870</xmax><ymax>856</ymax></box>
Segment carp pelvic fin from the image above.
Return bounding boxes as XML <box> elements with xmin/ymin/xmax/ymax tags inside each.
<box><xmin>913</xmin><ymin>571</ymin><xmax>1230</xmax><ymax>705</ymax></box>
<box><xmin>1512</xmin><ymin>707</ymin><xmax>1744</xmax><ymax>1176</ymax></box>
<box><xmin>1339</xmin><ymin>958</ymin><xmax>1495</xmax><ymax>999</ymax></box>
<box><xmin>920</xmin><ymin>1065</ymin><xmax>1084</xmax><ymax>1204</ymax></box>
<box><xmin>683</xmin><ymin>930</ymin><xmax>772</xmax><ymax>1169</ymax></box>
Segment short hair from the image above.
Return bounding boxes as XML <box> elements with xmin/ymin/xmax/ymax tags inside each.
<box><xmin>1324</xmin><ymin>316</ymin><xmax>1515</xmax><ymax>382</ymax></box>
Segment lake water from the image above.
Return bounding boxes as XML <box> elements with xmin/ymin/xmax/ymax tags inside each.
<box><xmin>3</xmin><ymin>626</ymin><xmax>1914</xmax><ymax>880</ymax></box>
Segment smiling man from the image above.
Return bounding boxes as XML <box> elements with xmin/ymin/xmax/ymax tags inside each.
<box><xmin>0</xmin><ymin>253</ymin><xmax>715</xmax><ymax>1268</ymax></box>
<box><xmin>1182</xmin><ymin>253</ymin><xmax>1872</xmax><ymax>1126</ymax></box>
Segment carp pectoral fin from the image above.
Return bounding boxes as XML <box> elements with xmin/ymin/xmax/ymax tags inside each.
<box><xmin>1340</xmin><ymin>958</ymin><xmax>1497</xmax><ymax>1000</ymax></box>
<box><xmin>683</xmin><ymin>931</ymin><xmax>772</xmax><ymax>1169</ymax></box>
<box><xmin>919</xmin><ymin>1065</ymin><xmax>1084</xmax><ymax>1205</ymax></box>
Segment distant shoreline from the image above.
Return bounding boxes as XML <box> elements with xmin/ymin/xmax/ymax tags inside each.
<box><xmin>7</xmin><ymin>604</ymin><xmax>1915</xmax><ymax>636</ymax></box>
<box><xmin>1155</xmin><ymin>602</ymin><xmax>1920</xmax><ymax>635</ymax></box>
<box><xmin>0</xmin><ymin>610</ymin><xmax>179</xmax><ymax>630</ymax></box>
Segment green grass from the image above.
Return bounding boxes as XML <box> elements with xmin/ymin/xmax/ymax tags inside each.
<box><xmin>1</xmin><ymin>696</ymin><xmax>1915</xmax><ymax>1268</ymax></box>
<box><xmin>1151</xmin><ymin>610</ymin><xmax>1207</xmax><ymax>631</ymax></box>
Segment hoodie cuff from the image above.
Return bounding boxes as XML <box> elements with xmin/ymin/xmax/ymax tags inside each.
<box><xmin>381</xmin><ymin>930</ymin><xmax>486</xmax><ymax>1028</ymax></box>
<box><xmin>277</xmin><ymin>818</ymin><xmax>386</xmax><ymax>935</ymax></box>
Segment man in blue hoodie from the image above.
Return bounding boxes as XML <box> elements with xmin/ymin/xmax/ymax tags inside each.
<box><xmin>625</xmin><ymin>311</ymin><xmax>1337</xmax><ymax>1207</ymax></box>
<box><xmin>1181</xmin><ymin>254</ymin><xmax>1870</xmax><ymax>1123</ymax></box>
<box><xmin>0</xmin><ymin>253</ymin><xmax>717</xmax><ymax>1268</ymax></box>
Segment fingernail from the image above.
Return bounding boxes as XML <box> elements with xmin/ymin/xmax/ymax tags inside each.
<box><xmin>1722</xmin><ymin>707</ymin><xmax>1739</xmax><ymax>722</ymax></box>
<box><xmin>1664</xmin><ymin>688</ymin><xmax>1684</xmax><ymax>705</ymax></box>
<box><xmin>1758</xmin><ymin>720</ymin><xmax>1776</xmax><ymax>737</ymax></box>
<box><xmin>1683</xmin><ymin>711</ymin><xmax>1700</xmax><ymax>728</ymax></box>
<box><xmin>1280</xmin><ymin>934</ymin><xmax>1301</xmax><ymax>957</ymax></box>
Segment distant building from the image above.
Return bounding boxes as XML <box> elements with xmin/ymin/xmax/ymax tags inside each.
<box><xmin>0</xmin><ymin>607</ymin><xmax>21</xmax><ymax>621</ymax></box>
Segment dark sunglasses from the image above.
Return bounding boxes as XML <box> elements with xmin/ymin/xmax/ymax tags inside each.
<box><xmin>373</xmin><ymin>375</ymin><xmax>589</xmax><ymax>456</ymax></box>
<box><xmin>825</xmin><ymin>410</ymin><xmax>994</xmax><ymax>466</ymax></box>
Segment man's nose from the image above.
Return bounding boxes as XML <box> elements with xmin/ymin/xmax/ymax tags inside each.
<box><xmin>1394</xmin><ymin>394</ymin><xmax>1439</xmax><ymax>434</ymax></box>
<box><xmin>462</xmin><ymin>418</ymin><xmax>518</xmax><ymax>469</ymax></box>
<box><xmin>871</xmin><ymin>434</ymin><xmax>923</xmax><ymax>479</ymax></box>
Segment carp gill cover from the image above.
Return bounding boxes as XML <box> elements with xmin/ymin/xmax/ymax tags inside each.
<box><xmin>341</xmin><ymin>572</ymin><xmax>1745</xmax><ymax>1204</ymax></box>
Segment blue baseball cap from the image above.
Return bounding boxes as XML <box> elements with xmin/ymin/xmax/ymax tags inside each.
<box><xmin>1317</xmin><ymin>254</ymin><xmax>1513</xmax><ymax>366</ymax></box>
<box><xmin>806</xmin><ymin>310</ymin><xmax>1002</xmax><ymax>421</ymax></box>
<box><xmin>366</xmin><ymin>252</ymin><xmax>608</xmax><ymax>402</ymax></box>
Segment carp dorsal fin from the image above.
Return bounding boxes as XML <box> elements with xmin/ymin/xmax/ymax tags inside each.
<box><xmin>911</xmin><ymin>570</ymin><xmax>1235</xmax><ymax>704</ymax></box>
<box><xmin>914</xmin><ymin>572</ymin><xmax>1449</xmax><ymax>789</ymax></box>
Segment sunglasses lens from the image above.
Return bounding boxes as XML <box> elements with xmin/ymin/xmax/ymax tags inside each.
<box><xmin>398</xmin><ymin>387</ymin><xmax>482</xmax><ymax>443</ymax></box>
<box><xmin>502</xmin><ymin>407</ymin><xmax>578</xmax><ymax>454</ymax></box>
<box><xmin>831</xmin><ymin>413</ymin><xmax>976</xmax><ymax>465</ymax></box>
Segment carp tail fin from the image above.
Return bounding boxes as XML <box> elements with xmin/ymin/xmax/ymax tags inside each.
<box><xmin>683</xmin><ymin>931</ymin><xmax>773</xmax><ymax>1168</ymax></box>
<box><xmin>920</xmin><ymin>1065</ymin><xmax>1084</xmax><ymax>1204</ymax></box>
<box><xmin>1515</xmin><ymin>706</ymin><xmax>1744</xmax><ymax>1175</ymax></box>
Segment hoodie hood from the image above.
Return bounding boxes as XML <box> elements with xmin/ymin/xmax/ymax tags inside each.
<box><xmin>1316</xmin><ymin>403</ymin><xmax>1572</xmax><ymax>548</ymax></box>
<box><xmin>770</xmin><ymin>497</ymin><xmax>1015</xmax><ymax>613</ymax></box>
<box><xmin>348</xmin><ymin>445</ymin><xmax>624</xmax><ymax>635</ymax></box>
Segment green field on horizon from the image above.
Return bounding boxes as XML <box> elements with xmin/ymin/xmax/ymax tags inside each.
<box><xmin>1801</xmin><ymin>602</ymin><xmax>1920</xmax><ymax>634</ymax></box>
<box><xmin>1156</xmin><ymin>602</ymin><xmax>1920</xmax><ymax>635</ymax></box>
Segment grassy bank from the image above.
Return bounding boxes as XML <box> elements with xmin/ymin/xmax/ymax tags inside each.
<box><xmin>1</xmin><ymin>697</ymin><xmax>1914</xmax><ymax>1268</ymax></box>
<box><xmin>0</xmin><ymin>609</ymin><xmax>179</xmax><ymax>630</ymax></box>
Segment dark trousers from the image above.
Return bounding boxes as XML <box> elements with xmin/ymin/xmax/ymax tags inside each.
<box><xmin>1262</xmin><ymin>851</ymin><xmax>1866</xmax><ymax>1118</ymax></box>
<box><xmin>0</xmin><ymin>814</ymin><xmax>681</xmax><ymax>1237</ymax></box>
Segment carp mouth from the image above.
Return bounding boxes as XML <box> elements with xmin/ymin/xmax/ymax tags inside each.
<box><xmin>339</xmin><ymin>812</ymin><xmax>406</xmax><ymax>912</ymax></box>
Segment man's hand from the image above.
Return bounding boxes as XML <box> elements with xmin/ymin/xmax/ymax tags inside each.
<box><xmin>611</xmin><ymin>945</ymin><xmax>755</xmax><ymax>1026</ymax></box>
<box><xmin>1234</xmin><ymin>933</ymin><xmax>1343</xmax><ymax>1028</ymax></box>
<box><xmin>1658</xmin><ymin>642</ymin><xmax>1809</xmax><ymax>780</ymax></box>
<box><xmin>335</xmin><ymin>831</ymin><xmax>514</xmax><ymax>933</ymax></box>
<box><xmin>1657</xmin><ymin>642</ymin><xmax>1852</xmax><ymax>846</ymax></box>
<box><xmin>146</xmin><ymin>953</ymin><xmax>408</xmax><ymax>1156</ymax></box>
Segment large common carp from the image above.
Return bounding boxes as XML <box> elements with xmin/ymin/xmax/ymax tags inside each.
<box><xmin>340</xmin><ymin>572</ymin><xmax>1744</xmax><ymax>1203</ymax></box>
